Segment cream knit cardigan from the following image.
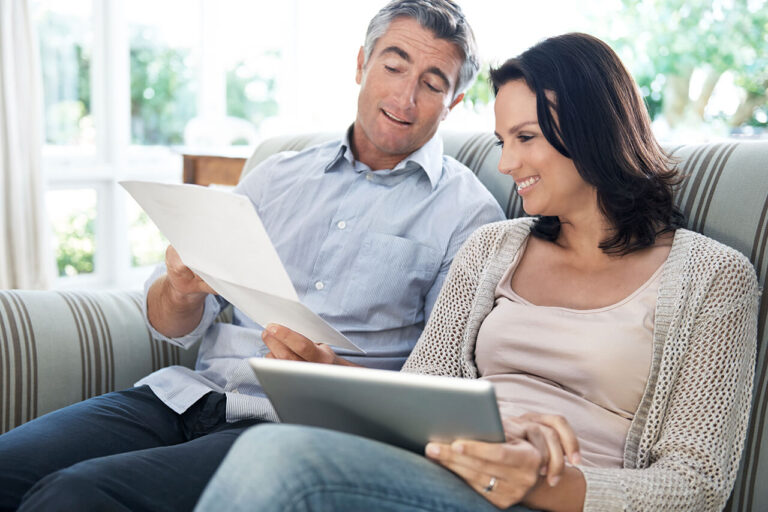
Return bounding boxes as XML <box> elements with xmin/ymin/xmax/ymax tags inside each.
<box><xmin>402</xmin><ymin>218</ymin><xmax>760</xmax><ymax>511</ymax></box>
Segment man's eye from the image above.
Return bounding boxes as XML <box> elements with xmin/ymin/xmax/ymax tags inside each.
<box><xmin>424</xmin><ymin>81</ymin><xmax>442</xmax><ymax>93</ymax></box>
<box><xmin>384</xmin><ymin>65</ymin><xmax>398</xmax><ymax>73</ymax></box>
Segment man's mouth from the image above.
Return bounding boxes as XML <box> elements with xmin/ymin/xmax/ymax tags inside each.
<box><xmin>382</xmin><ymin>109</ymin><xmax>412</xmax><ymax>125</ymax></box>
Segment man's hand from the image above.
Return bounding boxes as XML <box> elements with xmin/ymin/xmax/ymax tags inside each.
<box><xmin>164</xmin><ymin>245</ymin><xmax>217</xmax><ymax>300</ymax></box>
<box><xmin>261</xmin><ymin>324</ymin><xmax>360</xmax><ymax>367</ymax></box>
<box><xmin>146</xmin><ymin>245</ymin><xmax>217</xmax><ymax>338</ymax></box>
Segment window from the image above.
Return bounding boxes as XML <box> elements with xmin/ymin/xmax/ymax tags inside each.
<box><xmin>34</xmin><ymin>0</ymin><xmax>296</xmax><ymax>289</ymax></box>
<box><xmin>35</xmin><ymin>0</ymin><xmax>767</xmax><ymax>289</ymax></box>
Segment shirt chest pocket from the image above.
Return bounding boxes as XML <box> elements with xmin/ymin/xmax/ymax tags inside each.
<box><xmin>340</xmin><ymin>232</ymin><xmax>441</xmax><ymax>327</ymax></box>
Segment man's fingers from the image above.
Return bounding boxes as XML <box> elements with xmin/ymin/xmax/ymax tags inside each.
<box><xmin>261</xmin><ymin>324</ymin><xmax>339</xmax><ymax>364</ymax></box>
<box><xmin>264</xmin><ymin>324</ymin><xmax>319</xmax><ymax>360</ymax></box>
<box><xmin>261</xmin><ymin>329</ymin><xmax>302</xmax><ymax>361</ymax></box>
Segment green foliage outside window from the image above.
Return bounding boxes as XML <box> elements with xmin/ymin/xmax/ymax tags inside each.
<box><xmin>462</xmin><ymin>67</ymin><xmax>494</xmax><ymax>109</ymax></box>
<box><xmin>130</xmin><ymin>210</ymin><xmax>167</xmax><ymax>268</ymax></box>
<box><xmin>54</xmin><ymin>209</ymin><xmax>96</xmax><ymax>277</ymax></box>
<box><xmin>37</xmin><ymin>10</ymin><xmax>92</xmax><ymax>145</ymax></box>
<box><xmin>227</xmin><ymin>53</ymin><xmax>280</xmax><ymax>142</ymax></box>
<box><xmin>130</xmin><ymin>27</ymin><xmax>197</xmax><ymax>145</ymax></box>
<box><xmin>609</xmin><ymin>0</ymin><xmax>768</xmax><ymax>132</ymax></box>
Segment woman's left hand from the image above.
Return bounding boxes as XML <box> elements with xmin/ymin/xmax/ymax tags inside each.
<box><xmin>425</xmin><ymin>438</ymin><xmax>544</xmax><ymax>509</ymax></box>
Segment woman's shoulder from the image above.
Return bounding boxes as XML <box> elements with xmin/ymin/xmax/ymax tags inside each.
<box><xmin>464</xmin><ymin>217</ymin><xmax>535</xmax><ymax>247</ymax></box>
<box><xmin>451</xmin><ymin>218</ymin><xmax>535</xmax><ymax>269</ymax></box>
<box><xmin>672</xmin><ymin>229</ymin><xmax>759</xmax><ymax>289</ymax></box>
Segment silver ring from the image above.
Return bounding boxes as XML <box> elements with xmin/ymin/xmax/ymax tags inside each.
<box><xmin>483</xmin><ymin>476</ymin><xmax>497</xmax><ymax>493</ymax></box>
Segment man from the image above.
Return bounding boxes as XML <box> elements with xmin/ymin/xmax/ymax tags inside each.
<box><xmin>0</xmin><ymin>1</ymin><xmax>503</xmax><ymax>510</ymax></box>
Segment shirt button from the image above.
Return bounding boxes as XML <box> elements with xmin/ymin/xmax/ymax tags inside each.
<box><xmin>315</xmin><ymin>281</ymin><xmax>325</xmax><ymax>290</ymax></box>
<box><xmin>337</xmin><ymin>221</ymin><xmax>346</xmax><ymax>230</ymax></box>
<box><xmin>366</xmin><ymin>173</ymin><xmax>373</xmax><ymax>181</ymax></box>
<box><xmin>231</xmin><ymin>389</ymin><xmax>239</xmax><ymax>394</ymax></box>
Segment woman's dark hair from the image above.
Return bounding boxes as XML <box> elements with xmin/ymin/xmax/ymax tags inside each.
<box><xmin>489</xmin><ymin>33</ymin><xmax>684</xmax><ymax>254</ymax></box>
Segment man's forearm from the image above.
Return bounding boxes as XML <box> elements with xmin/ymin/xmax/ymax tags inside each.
<box><xmin>146</xmin><ymin>275</ymin><xmax>208</xmax><ymax>338</ymax></box>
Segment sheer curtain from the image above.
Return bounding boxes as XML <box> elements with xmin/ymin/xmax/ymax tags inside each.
<box><xmin>0</xmin><ymin>0</ymin><xmax>50</xmax><ymax>289</ymax></box>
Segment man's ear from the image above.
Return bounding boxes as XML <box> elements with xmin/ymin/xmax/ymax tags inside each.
<box><xmin>442</xmin><ymin>92</ymin><xmax>464</xmax><ymax>120</ymax></box>
<box><xmin>356</xmin><ymin>46</ymin><xmax>365</xmax><ymax>85</ymax></box>
<box><xmin>448</xmin><ymin>92</ymin><xmax>464</xmax><ymax>111</ymax></box>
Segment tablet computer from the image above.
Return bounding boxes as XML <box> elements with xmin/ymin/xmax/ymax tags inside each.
<box><xmin>249</xmin><ymin>358</ymin><xmax>505</xmax><ymax>452</ymax></box>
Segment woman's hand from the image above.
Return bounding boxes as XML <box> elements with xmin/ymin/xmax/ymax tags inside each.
<box><xmin>261</xmin><ymin>324</ymin><xmax>359</xmax><ymax>366</ymax></box>
<box><xmin>425</xmin><ymin>413</ymin><xmax>581</xmax><ymax>509</ymax></box>
<box><xmin>503</xmin><ymin>413</ymin><xmax>581</xmax><ymax>487</ymax></box>
<box><xmin>425</xmin><ymin>438</ymin><xmax>544</xmax><ymax>509</ymax></box>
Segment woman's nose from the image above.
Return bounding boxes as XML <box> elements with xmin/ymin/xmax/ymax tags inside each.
<box><xmin>497</xmin><ymin>147</ymin><xmax>521</xmax><ymax>175</ymax></box>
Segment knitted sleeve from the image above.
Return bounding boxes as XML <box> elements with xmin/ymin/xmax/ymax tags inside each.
<box><xmin>402</xmin><ymin>223</ymin><xmax>503</xmax><ymax>378</ymax></box>
<box><xmin>581</xmin><ymin>245</ymin><xmax>760</xmax><ymax>511</ymax></box>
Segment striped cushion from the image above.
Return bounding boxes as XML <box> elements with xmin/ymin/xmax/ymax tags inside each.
<box><xmin>0</xmin><ymin>291</ymin><xmax>197</xmax><ymax>433</ymax></box>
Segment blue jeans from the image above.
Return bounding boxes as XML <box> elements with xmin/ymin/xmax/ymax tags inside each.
<box><xmin>0</xmin><ymin>385</ymin><xmax>262</xmax><ymax>512</ymax></box>
<box><xmin>195</xmin><ymin>424</ymin><xmax>536</xmax><ymax>512</ymax></box>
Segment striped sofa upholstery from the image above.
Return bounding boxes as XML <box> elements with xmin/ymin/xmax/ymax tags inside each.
<box><xmin>1</xmin><ymin>132</ymin><xmax>766</xmax><ymax>510</ymax></box>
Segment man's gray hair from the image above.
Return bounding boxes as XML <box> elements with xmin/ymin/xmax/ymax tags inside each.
<box><xmin>363</xmin><ymin>0</ymin><xmax>480</xmax><ymax>100</ymax></box>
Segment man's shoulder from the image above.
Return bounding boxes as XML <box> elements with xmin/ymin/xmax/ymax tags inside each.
<box><xmin>262</xmin><ymin>137</ymin><xmax>343</xmax><ymax>167</ymax></box>
<box><xmin>437</xmin><ymin>154</ymin><xmax>490</xmax><ymax>191</ymax></box>
<box><xmin>431</xmin><ymin>154</ymin><xmax>503</xmax><ymax>210</ymax></box>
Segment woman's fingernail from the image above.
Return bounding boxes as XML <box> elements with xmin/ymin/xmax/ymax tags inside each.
<box><xmin>452</xmin><ymin>443</ymin><xmax>464</xmax><ymax>454</ymax></box>
<box><xmin>426</xmin><ymin>444</ymin><xmax>440</xmax><ymax>457</ymax></box>
<box><xmin>549</xmin><ymin>475</ymin><xmax>561</xmax><ymax>487</ymax></box>
<box><xmin>571</xmin><ymin>452</ymin><xmax>582</xmax><ymax>465</ymax></box>
<box><xmin>539</xmin><ymin>466</ymin><xmax>547</xmax><ymax>476</ymax></box>
<box><xmin>267</xmin><ymin>324</ymin><xmax>278</xmax><ymax>334</ymax></box>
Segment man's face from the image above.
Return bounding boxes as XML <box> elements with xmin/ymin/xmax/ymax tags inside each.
<box><xmin>353</xmin><ymin>17</ymin><xmax>465</xmax><ymax>170</ymax></box>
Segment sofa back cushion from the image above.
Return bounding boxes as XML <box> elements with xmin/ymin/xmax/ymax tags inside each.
<box><xmin>245</xmin><ymin>132</ymin><xmax>767</xmax><ymax>511</ymax></box>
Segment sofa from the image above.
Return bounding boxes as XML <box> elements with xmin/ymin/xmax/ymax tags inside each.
<box><xmin>0</xmin><ymin>132</ymin><xmax>766</xmax><ymax>511</ymax></box>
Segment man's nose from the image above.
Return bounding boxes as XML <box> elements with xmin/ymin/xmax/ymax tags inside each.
<box><xmin>393</xmin><ymin>76</ymin><xmax>418</xmax><ymax>108</ymax></box>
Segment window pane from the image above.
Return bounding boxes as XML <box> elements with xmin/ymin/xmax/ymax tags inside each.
<box><xmin>32</xmin><ymin>0</ymin><xmax>94</xmax><ymax>147</ymax></box>
<box><xmin>47</xmin><ymin>189</ymin><xmax>97</xmax><ymax>277</ymax></box>
<box><xmin>128</xmin><ymin>0</ymin><xmax>199</xmax><ymax>145</ymax></box>
<box><xmin>127</xmin><ymin>196</ymin><xmax>167</xmax><ymax>268</ymax></box>
<box><xmin>220</xmin><ymin>1</ymin><xmax>290</xmax><ymax>143</ymax></box>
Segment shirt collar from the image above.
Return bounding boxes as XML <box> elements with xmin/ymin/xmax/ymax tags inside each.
<box><xmin>324</xmin><ymin>125</ymin><xmax>444</xmax><ymax>190</ymax></box>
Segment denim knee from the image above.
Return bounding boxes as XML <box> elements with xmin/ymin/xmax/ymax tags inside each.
<box><xmin>18</xmin><ymin>468</ymin><xmax>122</xmax><ymax>512</ymax></box>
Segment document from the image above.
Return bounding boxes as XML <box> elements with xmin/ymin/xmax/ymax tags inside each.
<box><xmin>121</xmin><ymin>180</ymin><xmax>363</xmax><ymax>353</ymax></box>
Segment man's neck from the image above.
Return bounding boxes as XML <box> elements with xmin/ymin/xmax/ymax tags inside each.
<box><xmin>349</xmin><ymin>123</ymin><xmax>408</xmax><ymax>171</ymax></box>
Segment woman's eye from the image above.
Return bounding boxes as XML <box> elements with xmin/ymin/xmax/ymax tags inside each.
<box><xmin>518</xmin><ymin>134</ymin><xmax>533</xmax><ymax>142</ymax></box>
<box><xmin>494</xmin><ymin>139</ymin><xmax>504</xmax><ymax>148</ymax></box>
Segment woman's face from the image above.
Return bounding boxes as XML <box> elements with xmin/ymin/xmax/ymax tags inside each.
<box><xmin>494</xmin><ymin>80</ymin><xmax>595</xmax><ymax>219</ymax></box>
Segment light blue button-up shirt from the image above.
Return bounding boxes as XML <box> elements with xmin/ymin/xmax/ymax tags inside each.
<box><xmin>137</xmin><ymin>130</ymin><xmax>504</xmax><ymax>422</ymax></box>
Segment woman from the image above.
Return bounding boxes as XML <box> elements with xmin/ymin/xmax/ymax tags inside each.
<box><xmin>194</xmin><ymin>33</ymin><xmax>759</xmax><ymax>512</ymax></box>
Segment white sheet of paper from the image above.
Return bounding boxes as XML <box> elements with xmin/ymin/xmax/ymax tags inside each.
<box><xmin>121</xmin><ymin>180</ymin><xmax>363</xmax><ymax>353</ymax></box>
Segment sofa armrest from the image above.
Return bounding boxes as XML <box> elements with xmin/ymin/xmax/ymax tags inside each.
<box><xmin>0</xmin><ymin>290</ymin><xmax>198</xmax><ymax>434</ymax></box>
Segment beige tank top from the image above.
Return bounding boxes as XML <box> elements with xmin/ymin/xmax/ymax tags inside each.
<box><xmin>475</xmin><ymin>244</ymin><xmax>662</xmax><ymax>468</ymax></box>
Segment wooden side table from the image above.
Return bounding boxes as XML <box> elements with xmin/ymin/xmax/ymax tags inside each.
<box><xmin>182</xmin><ymin>153</ymin><xmax>248</xmax><ymax>187</ymax></box>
